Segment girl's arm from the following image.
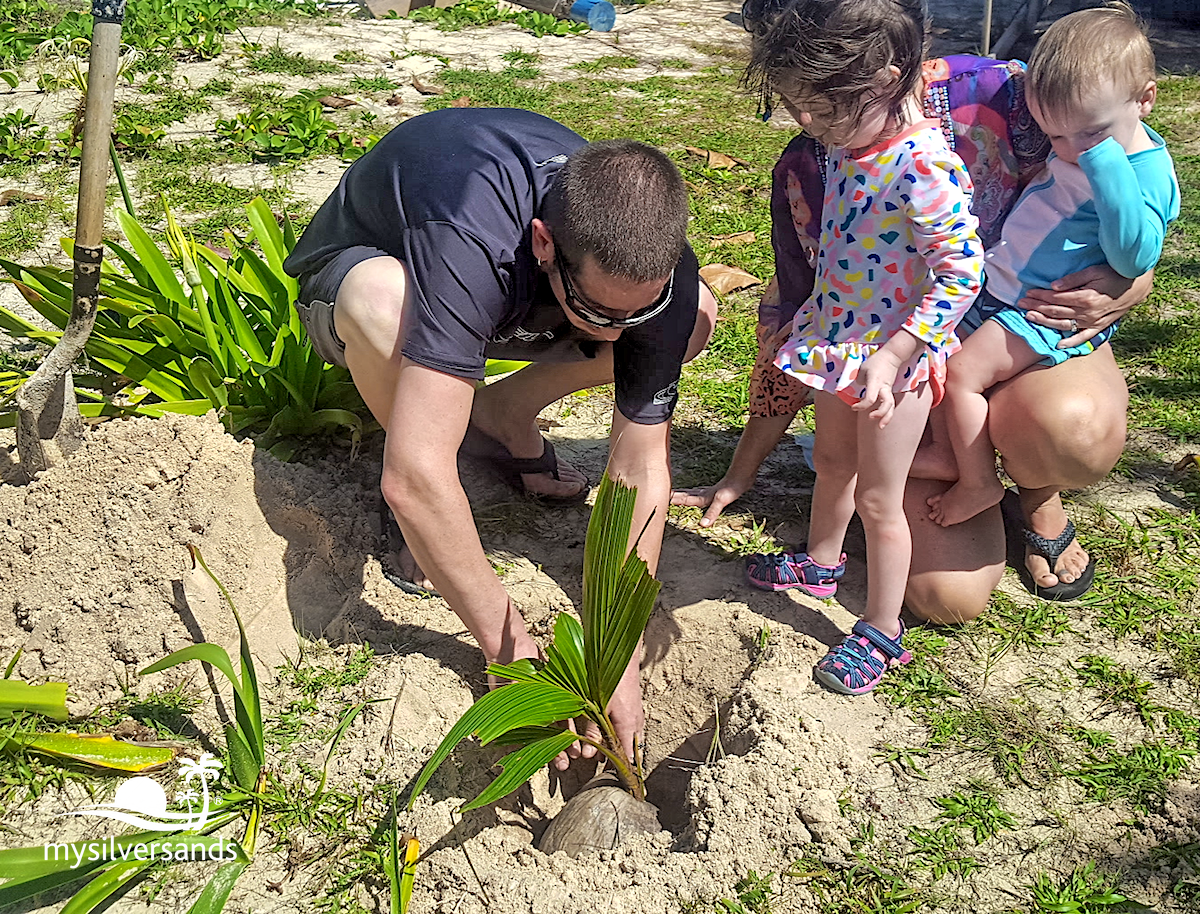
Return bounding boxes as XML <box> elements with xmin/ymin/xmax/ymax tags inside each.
<box><xmin>901</xmin><ymin>151</ymin><xmax>985</xmax><ymax>351</ymax></box>
<box><xmin>1079</xmin><ymin>137</ymin><xmax>1179</xmax><ymax>280</ymax></box>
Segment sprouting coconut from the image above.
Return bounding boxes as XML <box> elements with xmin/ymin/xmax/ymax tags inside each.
<box><xmin>408</xmin><ymin>471</ymin><xmax>662</xmax><ymax>856</ymax></box>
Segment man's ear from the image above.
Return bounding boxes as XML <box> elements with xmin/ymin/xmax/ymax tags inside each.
<box><xmin>1137</xmin><ymin>80</ymin><xmax>1157</xmax><ymax>116</ymax></box>
<box><xmin>531</xmin><ymin>218</ymin><xmax>555</xmax><ymax>265</ymax></box>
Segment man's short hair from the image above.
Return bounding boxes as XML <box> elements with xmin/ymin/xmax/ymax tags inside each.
<box><xmin>542</xmin><ymin>139</ymin><xmax>688</xmax><ymax>282</ymax></box>
<box><xmin>1026</xmin><ymin>2</ymin><xmax>1155</xmax><ymax>119</ymax></box>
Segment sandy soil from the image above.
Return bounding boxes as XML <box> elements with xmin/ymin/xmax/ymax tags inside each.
<box><xmin>1</xmin><ymin>1</ymin><xmax>1199</xmax><ymax>912</ymax></box>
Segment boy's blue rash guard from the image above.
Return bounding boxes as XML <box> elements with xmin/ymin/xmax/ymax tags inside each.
<box><xmin>984</xmin><ymin>124</ymin><xmax>1180</xmax><ymax>306</ymax></box>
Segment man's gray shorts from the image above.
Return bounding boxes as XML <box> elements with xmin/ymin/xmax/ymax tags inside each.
<box><xmin>294</xmin><ymin>245</ymin><xmax>391</xmax><ymax>368</ymax></box>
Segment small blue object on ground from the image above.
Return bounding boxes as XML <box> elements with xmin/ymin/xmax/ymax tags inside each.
<box><xmin>569</xmin><ymin>0</ymin><xmax>615</xmax><ymax>30</ymax></box>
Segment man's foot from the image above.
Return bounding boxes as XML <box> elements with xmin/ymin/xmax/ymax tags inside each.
<box><xmin>927</xmin><ymin>478</ymin><xmax>1005</xmax><ymax>527</ymax></box>
<box><xmin>396</xmin><ymin>543</ymin><xmax>437</xmax><ymax>594</ymax></box>
<box><xmin>460</xmin><ymin>422</ymin><xmax>589</xmax><ymax>503</ymax></box>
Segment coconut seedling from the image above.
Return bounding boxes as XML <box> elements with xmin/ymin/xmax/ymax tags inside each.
<box><xmin>408</xmin><ymin>471</ymin><xmax>662</xmax><ymax>851</ymax></box>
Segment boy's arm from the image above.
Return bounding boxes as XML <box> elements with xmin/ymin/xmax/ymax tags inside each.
<box><xmin>1079</xmin><ymin>137</ymin><xmax>1179</xmax><ymax>279</ymax></box>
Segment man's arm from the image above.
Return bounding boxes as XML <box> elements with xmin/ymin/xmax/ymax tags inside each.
<box><xmin>382</xmin><ymin>358</ymin><xmax>537</xmax><ymax>667</ymax></box>
<box><xmin>607</xmin><ymin>410</ymin><xmax>673</xmax><ymax>573</ymax></box>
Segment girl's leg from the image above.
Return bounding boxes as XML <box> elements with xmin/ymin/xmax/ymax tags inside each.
<box><xmin>929</xmin><ymin>322</ymin><xmax>1043</xmax><ymax>527</ymax></box>
<box><xmin>806</xmin><ymin>391</ymin><xmax>860</xmax><ymax>567</ymax></box>
<box><xmin>854</xmin><ymin>384</ymin><xmax>934</xmax><ymax>638</ymax></box>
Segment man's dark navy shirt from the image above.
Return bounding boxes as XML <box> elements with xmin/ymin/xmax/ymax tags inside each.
<box><xmin>284</xmin><ymin>107</ymin><xmax>699</xmax><ymax>424</ymax></box>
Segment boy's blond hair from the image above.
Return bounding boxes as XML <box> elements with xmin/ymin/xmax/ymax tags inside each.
<box><xmin>1026</xmin><ymin>2</ymin><xmax>1155</xmax><ymax>118</ymax></box>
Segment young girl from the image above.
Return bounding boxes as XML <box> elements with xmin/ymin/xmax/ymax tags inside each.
<box><xmin>741</xmin><ymin>0</ymin><xmax>983</xmax><ymax>694</ymax></box>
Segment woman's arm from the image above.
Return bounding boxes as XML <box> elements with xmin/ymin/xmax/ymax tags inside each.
<box><xmin>1015</xmin><ymin>265</ymin><xmax>1154</xmax><ymax>349</ymax></box>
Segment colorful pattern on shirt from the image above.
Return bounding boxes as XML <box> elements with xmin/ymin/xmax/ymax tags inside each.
<box><xmin>774</xmin><ymin>121</ymin><xmax>983</xmax><ymax>403</ymax></box>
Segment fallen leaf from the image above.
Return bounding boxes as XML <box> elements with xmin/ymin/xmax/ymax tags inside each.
<box><xmin>318</xmin><ymin>95</ymin><xmax>356</xmax><ymax>109</ymax></box>
<box><xmin>1173</xmin><ymin>454</ymin><xmax>1200</xmax><ymax>472</ymax></box>
<box><xmin>684</xmin><ymin>145</ymin><xmax>748</xmax><ymax>169</ymax></box>
<box><xmin>412</xmin><ymin>75</ymin><xmax>444</xmax><ymax>95</ymax></box>
<box><xmin>0</xmin><ymin>190</ymin><xmax>46</xmax><ymax>206</ymax></box>
<box><xmin>710</xmin><ymin>231</ymin><xmax>756</xmax><ymax>246</ymax></box>
<box><xmin>536</xmin><ymin>418</ymin><xmax>563</xmax><ymax>430</ymax></box>
<box><xmin>699</xmin><ymin>263</ymin><xmax>761</xmax><ymax>294</ymax></box>
<box><xmin>386</xmin><ymin>93</ymin><xmax>405</xmax><ymax>107</ymax></box>
<box><xmin>450</xmin><ymin>96</ymin><xmax>472</xmax><ymax>108</ymax></box>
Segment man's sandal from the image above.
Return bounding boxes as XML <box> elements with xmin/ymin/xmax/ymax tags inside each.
<box><xmin>1000</xmin><ymin>489</ymin><xmax>1096</xmax><ymax>601</ymax></box>
<box><xmin>460</xmin><ymin>425</ymin><xmax>590</xmax><ymax>505</ymax></box>
<box><xmin>745</xmin><ymin>550</ymin><xmax>846</xmax><ymax>597</ymax></box>
<box><xmin>379</xmin><ymin>497</ymin><xmax>439</xmax><ymax>597</ymax></box>
<box><xmin>813</xmin><ymin>620</ymin><xmax>912</xmax><ymax>695</ymax></box>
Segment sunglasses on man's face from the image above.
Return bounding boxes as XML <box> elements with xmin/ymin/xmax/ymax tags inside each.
<box><xmin>555</xmin><ymin>253</ymin><xmax>673</xmax><ymax>329</ymax></box>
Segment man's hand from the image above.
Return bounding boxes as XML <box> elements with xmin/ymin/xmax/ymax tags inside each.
<box><xmin>1016</xmin><ymin>265</ymin><xmax>1153</xmax><ymax>349</ymax></box>
<box><xmin>853</xmin><ymin>349</ymin><xmax>903</xmax><ymax>427</ymax></box>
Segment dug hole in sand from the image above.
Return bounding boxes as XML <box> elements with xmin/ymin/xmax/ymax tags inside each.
<box><xmin>0</xmin><ymin>408</ymin><xmax>916</xmax><ymax>913</ymax></box>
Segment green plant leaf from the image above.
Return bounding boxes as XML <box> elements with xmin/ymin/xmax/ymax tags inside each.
<box><xmin>459</xmin><ymin>731</ymin><xmax>579</xmax><ymax>812</ymax></box>
<box><xmin>58</xmin><ymin>859</ymin><xmax>154</xmax><ymax>914</ymax></box>
<box><xmin>0</xmin><ymin>680</ymin><xmax>68</xmax><ymax>720</ymax></box>
<box><xmin>224</xmin><ymin>723</ymin><xmax>260</xmax><ymax>791</ymax></box>
<box><xmin>582</xmin><ymin>473</ymin><xmax>661</xmax><ymax>707</ymax></box>
<box><xmin>3</xmin><ymin>733</ymin><xmax>173</xmax><ymax>771</ymax></box>
<box><xmin>407</xmin><ymin>681</ymin><xmax>585</xmax><ymax>808</ymax></box>
<box><xmin>539</xmin><ymin>613</ymin><xmax>588</xmax><ymax>697</ymax></box>
<box><xmin>116</xmin><ymin>207</ymin><xmax>188</xmax><ymax>306</ymax></box>
<box><xmin>185</xmin><ymin>859</ymin><xmax>249</xmax><ymax>914</ymax></box>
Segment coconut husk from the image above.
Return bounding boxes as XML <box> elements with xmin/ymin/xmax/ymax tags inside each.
<box><xmin>538</xmin><ymin>773</ymin><xmax>662</xmax><ymax>857</ymax></box>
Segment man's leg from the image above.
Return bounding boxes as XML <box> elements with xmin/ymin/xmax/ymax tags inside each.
<box><xmin>471</xmin><ymin>278</ymin><xmax>718</xmax><ymax>496</ymax></box>
<box><xmin>988</xmin><ymin>344</ymin><xmax>1128</xmax><ymax>589</ymax></box>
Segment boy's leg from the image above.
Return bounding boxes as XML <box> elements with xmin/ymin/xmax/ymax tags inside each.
<box><xmin>988</xmin><ymin>344</ymin><xmax>1127</xmax><ymax>589</ymax></box>
<box><xmin>855</xmin><ymin>384</ymin><xmax>933</xmax><ymax>637</ymax></box>
<box><xmin>928</xmin><ymin>323</ymin><xmax>1044</xmax><ymax>526</ymax></box>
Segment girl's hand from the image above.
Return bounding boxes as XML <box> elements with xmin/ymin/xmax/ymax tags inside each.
<box><xmin>853</xmin><ymin>349</ymin><xmax>903</xmax><ymax>428</ymax></box>
<box><xmin>1016</xmin><ymin>265</ymin><xmax>1153</xmax><ymax>349</ymax></box>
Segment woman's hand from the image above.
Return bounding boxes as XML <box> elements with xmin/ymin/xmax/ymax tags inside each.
<box><xmin>1016</xmin><ymin>265</ymin><xmax>1153</xmax><ymax>349</ymax></box>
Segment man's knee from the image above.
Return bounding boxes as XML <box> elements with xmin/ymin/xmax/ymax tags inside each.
<box><xmin>334</xmin><ymin>257</ymin><xmax>410</xmax><ymax>359</ymax></box>
<box><xmin>684</xmin><ymin>282</ymin><xmax>719</xmax><ymax>363</ymax></box>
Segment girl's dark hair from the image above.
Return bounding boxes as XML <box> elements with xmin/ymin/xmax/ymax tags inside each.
<box><xmin>742</xmin><ymin>0</ymin><xmax>929</xmax><ymax>128</ymax></box>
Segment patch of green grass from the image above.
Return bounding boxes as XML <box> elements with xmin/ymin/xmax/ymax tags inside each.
<box><xmin>906</xmin><ymin>822</ymin><xmax>982</xmax><ymax>880</ymax></box>
<box><xmin>1027</xmin><ymin>862</ymin><xmax>1146</xmax><ymax>913</ymax></box>
<box><xmin>661</xmin><ymin>57</ymin><xmax>692</xmax><ymax>69</ymax></box>
<box><xmin>788</xmin><ymin>850</ymin><xmax>926</xmax><ymax>914</ymax></box>
<box><xmin>334</xmin><ymin>49</ymin><xmax>369</xmax><ymax>64</ymax></box>
<box><xmin>117</xmin><ymin>89</ymin><xmax>212</xmax><ymax>130</ymax></box>
<box><xmin>1075</xmin><ymin>654</ymin><xmax>1160</xmax><ymax>724</ymax></box>
<box><xmin>1070</xmin><ymin>741</ymin><xmax>1196</xmax><ymax>811</ymax></box>
<box><xmin>570</xmin><ymin>55</ymin><xmax>639</xmax><ymax>73</ymax></box>
<box><xmin>246</xmin><ymin>45</ymin><xmax>340</xmax><ymax>77</ymax></box>
<box><xmin>501</xmin><ymin>49</ymin><xmax>539</xmax><ymax>65</ymax></box>
<box><xmin>925</xmin><ymin>697</ymin><xmax>1065</xmax><ymax>787</ymax></box>
<box><xmin>349</xmin><ymin>75</ymin><xmax>399</xmax><ymax>93</ymax></box>
<box><xmin>0</xmin><ymin>198</ymin><xmax>55</xmax><ymax>259</ymax></box>
<box><xmin>932</xmin><ymin>781</ymin><xmax>1017</xmax><ymax>844</ymax></box>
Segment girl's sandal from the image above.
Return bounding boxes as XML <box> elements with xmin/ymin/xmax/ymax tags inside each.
<box><xmin>813</xmin><ymin>621</ymin><xmax>912</xmax><ymax>695</ymax></box>
<box><xmin>744</xmin><ymin>550</ymin><xmax>846</xmax><ymax>597</ymax></box>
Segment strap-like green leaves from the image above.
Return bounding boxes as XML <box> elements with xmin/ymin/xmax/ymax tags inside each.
<box><xmin>407</xmin><ymin>681</ymin><xmax>585</xmax><ymax>809</ymax></box>
<box><xmin>458</xmin><ymin>731</ymin><xmax>580</xmax><ymax>812</ymax></box>
<box><xmin>582</xmin><ymin>473</ymin><xmax>662</xmax><ymax>707</ymax></box>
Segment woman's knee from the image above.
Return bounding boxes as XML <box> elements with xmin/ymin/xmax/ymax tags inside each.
<box><xmin>989</xmin><ymin>349</ymin><xmax>1128</xmax><ymax>487</ymax></box>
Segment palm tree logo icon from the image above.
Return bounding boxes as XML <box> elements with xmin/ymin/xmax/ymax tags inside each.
<box><xmin>58</xmin><ymin>753</ymin><xmax>224</xmax><ymax>832</ymax></box>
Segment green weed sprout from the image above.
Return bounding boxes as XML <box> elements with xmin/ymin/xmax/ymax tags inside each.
<box><xmin>408</xmin><ymin>471</ymin><xmax>660</xmax><ymax>811</ymax></box>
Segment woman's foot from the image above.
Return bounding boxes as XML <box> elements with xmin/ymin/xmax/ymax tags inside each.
<box><xmin>1021</xmin><ymin>495</ymin><xmax>1090</xmax><ymax>589</ymax></box>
